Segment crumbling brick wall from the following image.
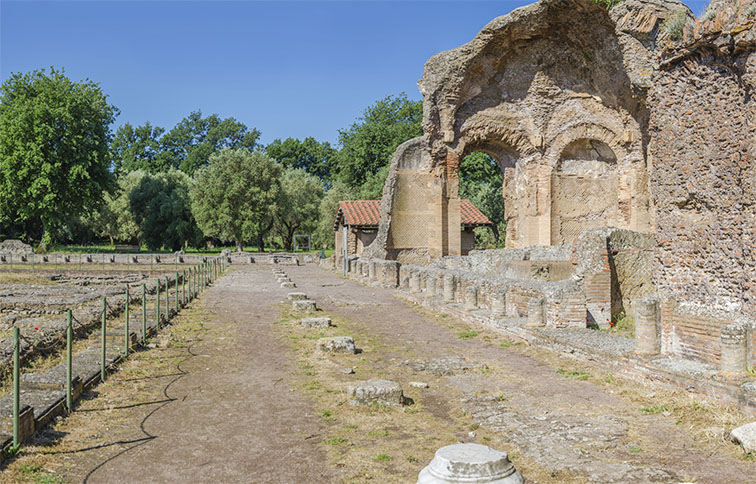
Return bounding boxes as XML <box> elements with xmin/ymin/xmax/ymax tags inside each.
<box><xmin>649</xmin><ymin>45</ymin><xmax>756</xmax><ymax>317</ymax></box>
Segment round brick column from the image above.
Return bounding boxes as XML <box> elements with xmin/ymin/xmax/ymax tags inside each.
<box><xmin>426</xmin><ymin>276</ymin><xmax>438</xmax><ymax>298</ymax></box>
<box><xmin>491</xmin><ymin>290</ymin><xmax>507</xmax><ymax>318</ymax></box>
<box><xmin>527</xmin><ymin>297</ymin><xmax>545</xmax><ymax>326</ymax></box>
<box><xmin>410</xmin><ymin>271</ymin><xmax>421</xmax><ymax>293</ymax></box>
<box><xmin>465</xmin><ymin>286</ymin><xmax>479</xmax><ymax>311</ymax></box>
<box><xmin>634</xmin><ymin>296</ymin><xmax>660</xmax><ymax>355</ymax></box>
<box><xmin>443</xmin><ymin>274</ymin><xmax>456</xmax><ymax>303</ymax></box>
<box><xmin>720</xmin><ymin>322</ymin><xmax>749</xmax><ymax>376</ymax></box>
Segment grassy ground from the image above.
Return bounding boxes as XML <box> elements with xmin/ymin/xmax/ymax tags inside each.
<box><xmin>0</xmin><ymin>303</ymin><xmax>209</xmax><ymax>483</ymax></box>
<box><xmin>408</xmin><ymin>303</ymin><xmax>754</xmax><ymax>461</ymax></box>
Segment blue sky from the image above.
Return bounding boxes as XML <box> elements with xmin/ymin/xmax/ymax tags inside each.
<box><xmin>1</xmin><ymin>0</ymin><xmax>709</xmax><ymax>146</ymax></box>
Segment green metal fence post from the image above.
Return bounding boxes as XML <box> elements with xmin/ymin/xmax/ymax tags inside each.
<box><xmin>12</xmin><ymin>327</ymin><xmax>20</xmax><ymax>446</ymax></box>
<box><xmin>142</xmin><ymin>283</ymin><xmax>147</xmax><ymax>344</ymax></box>
<box><xmin>124</xmin><ymin>288</ymin><xmax>130</xmax><ymax>357</ymax></box>
<box><xmin>165</xmin><ymin>276</ymin><xmax>169</xmax><ymax>320</ymax></box>
<box><xmin>66</xmin><ymin>309</ymin><xmax>72</xmax><ymax>412</ymax></box>
<box><xmin>175</xmin><ymin>272</ymin><xmax>179</xmax><ymax>314</ymax></box>
<box><xmin>156</xmin><ymin>279</ymin><xmax>161</xmax><ymax>329</ymax></box>
<box><xmin>101</xmin><ymin>296</ymin><xmax>106</xmax><ymax>382</ymax></box>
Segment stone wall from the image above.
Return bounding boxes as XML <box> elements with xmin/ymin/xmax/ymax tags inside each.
<box><xmin>364</xmin><ymin>0</ymin><xmax>688</xmax><ymax>259</ymax></box>
<box><xmin>650</xmin><ymin>40</ymin><xmax>756</xmax><ymax>317</ymax></box>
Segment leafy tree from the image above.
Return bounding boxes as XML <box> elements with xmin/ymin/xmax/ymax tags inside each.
<box><xmin>334</xmin><ymin>93</ymin><xmax>422</xmax><ymax>189</ymax></box>
<box><xmin>358</xmin><ymin>164</ymin><xmax>389</xmax><ymax>199</ymax></box>
<box><xmin>274</xmin><ymin>168</ymin><xmax>323</xmax><ymax>251</ymax></box>
<box><xmin>266</xmin><ymin>137</ymin><xmax>337</xmax><ymax>184</ymax></box>
<box><xmin>111</xmin><ymin>122</ymin><xmax>166</xmax><ymax>174</ymax></box>
<box><xmin>87</xmin><ymin>170</ymin><xmax>146</xmax><ymax>246</ymax></box>
<box><xmin>314</xmin><ymin>181</ymin><xmax>356</xmax><ymax>248</ymax></box>
<box><xmin>158</xmin><ymin>111</ymin><xmax>261</xmax><ymax>175</ymax></box>
<box><xmin>190</xmin><ymin>149</ymin><xmax>281</xmax><ymax>252</ymax></box>
<box><xmin>0</xmin><ymin>67</ymin><xmax>117</xmax><ymax>247</ymax></box>
<box><xmin>129</xmin><ymin>170</ymin><xmax>199</xmax><ymax>251</ymax></box>
<box><xmin>459</xmin><ymin>152</ymin><xmax>507</xmax><ymax>245</ymax></box>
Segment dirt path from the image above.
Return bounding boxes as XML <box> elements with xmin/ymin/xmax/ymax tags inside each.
<box><xmin>2</xmin><ymin>267</ymin><xmax>336</xmax><ymax>483</ymax></box>
<box><xmin>289</xmin><ymin>264</ymin><xmax>755</xmax><ymax>483</ymax></box>
<box><xmin>2</xmin><ymin>264</ymin><xmax>754</xmax><ymax>483</ymax></box>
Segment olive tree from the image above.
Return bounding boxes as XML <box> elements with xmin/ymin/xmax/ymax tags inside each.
<box><xmin>190</xmin><ymin>148</ymin><xmax>281</xmax><ymax>252</ymax></box>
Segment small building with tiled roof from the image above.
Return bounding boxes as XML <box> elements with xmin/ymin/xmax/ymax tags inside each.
<box><xmin>334</xmin><ymin>200</ymin><xmax>492</xmax><ymax>265</ymax></box>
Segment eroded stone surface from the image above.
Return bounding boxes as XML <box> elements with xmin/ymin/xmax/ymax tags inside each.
<box><xmin>463</xmin><ymin>394</ymin><xmax>678</xmax><ymax>482</ymax></box>
<box><xmin>730</xmin><ymin>422</ymin><xmax>756</xmax><ymax>454</ymax></box>
<box><xmin>347</xmin><ymin>379</ymin><xmax>403</xmax><ymax>406</ymax></box>
<box><xmin>316</xmin><ymin>336</ymin><xmax>355</xmax><ymax>354</ymax></box>
<box><xmin>300</xmin><ymin>317</ymin><xmax>331</xmax><ymax>328</ymax></box>
<box><xmin>287</xmin><ymin>292</ymin><xmax>308</xmax><ymax>301</ymax></box>
<box><xmin>281</xmin><ymin>282</ymin><xmax>296</xmax><ymax>289</ymax></box>
<box><xmin>402</xmin><ymin>356</ymin><xmax>486</xmax><ymax>376</ymax></box>
<box><xmin>292</xmin><ymin>300</ymin><xmax>316</xmax><ymax>311</ymax></box>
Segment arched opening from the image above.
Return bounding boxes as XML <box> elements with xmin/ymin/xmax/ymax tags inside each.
<box><xmin>550</xmin><ymin>139</ymin><xmax>619</xmax><ymax>245</ymax></box>
<box><xmin>459</xmin><ymin>143</ymin><xmax>517</xmax><ymax>250</ymax></box>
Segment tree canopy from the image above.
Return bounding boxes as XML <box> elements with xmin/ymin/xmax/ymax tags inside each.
<box><xmin>266</xmin><ymin>137</ymin><xmax>337</xmax><ymax>184</ymax></box>
<box><xmin>87</xmin><ymin>170</ymin><xmax>146</xmax><ymax>246</ymax></box>
<box><xmin>158</xmin><ymin>111</ymin><xmax>261</xmax><ymax>175</ymax></box>
<box><xmin>129</xmin><ymin>170</ymin><xmax>200</xmax><ymax>251</ymax></box>
<box><xmin>190</xmin><ymin>148</ymin><xmax>281</xmax><ymax>251</ymax></box>
<box><xmin>111</xmin><ymin>122</ymin><xmax>166</xmax><ymax>174</ymax></box>
<box><xmin>333</xmin><ymin>93</ymin><xmax>422</xmax><ymax>190</ymax></box>
<box><xmin>0</xmin><ymin>67</ymin><xmax>117</xmax><ymax>246</ymax></box>
<box><xmin>274</xmin><ymin>168</ymin><xmax>323</xmax><ymax>251</ymax></box>
<box><xmin>459</xmin><ymin>152</ymin><xmax>507</xmax><ymax>245</ymax></box>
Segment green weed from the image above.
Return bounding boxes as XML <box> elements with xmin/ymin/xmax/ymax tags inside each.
<box><xmin>457</xmin><ymin>331</ymin><xmax>478</xmax><ymax>339</ymax></box>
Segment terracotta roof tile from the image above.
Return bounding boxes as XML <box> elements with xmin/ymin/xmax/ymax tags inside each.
<box><xmin>334</xmin><ymin>199</ymin><xmax>492</xmax><ymax>229</ymax></box>
<box><xmin>460</xmin><ymin>199</ymin><xmax>493</xmax><ymax>226</ymax></box>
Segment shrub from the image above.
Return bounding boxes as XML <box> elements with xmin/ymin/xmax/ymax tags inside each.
<box><xmin>664</xmin><ymin>10</ymin><xmax>689</xmax><ymax>40</ymax></box>
<box><xmin>593</xmin><ymin>0</ymin><xmax>623</xmax><ymax>10</ymax></box>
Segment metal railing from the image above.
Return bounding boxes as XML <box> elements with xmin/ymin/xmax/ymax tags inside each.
<box><xmin>8</xmin><ymin>257</ymin><xmax>224</xmax><ymax>449</ymax></box>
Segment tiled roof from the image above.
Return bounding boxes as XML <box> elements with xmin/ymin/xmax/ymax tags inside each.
<box><xmin>334</xmin><ymin>200</ymin><xmax>382</xmax><ymax>229</ymax></box>
<box><xmin>334</xmin><ymin>199</ymin><xmax>492</xmax><ymax>230</ymax></box>
<box><xmin>460</xmin><ymin>199</ymin><xmax>493</xmax><ymax>226</ymax></box>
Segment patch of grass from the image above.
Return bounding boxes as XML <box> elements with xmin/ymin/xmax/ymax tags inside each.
<box><xmin>628</xmin><ymin>446</ymin><xmax>642</xmax><ymax>454</ymax></box>
<box><xmin>457</xmin><ymin>330</ymin><xmax>478</xmax><ymax>339</ymax></box>
<box><xmin>324</xmin><ymin>437</ymin><xmax>349</xmax><ymax>446</ymax></box>
<box><xmin>406</xmin><ymin>455</ymin><xmax>420</xmax><ymax>463</ymax></box>
<box><xmin>639</xmin><ymin>404</ymin><xmax>669</xmax><ymax>415</ymax></box>
<box><xmin>303</xmin><ymin>380</ymin><xmax>321</xmax><ymax>391</ymax></box>
<box><xmin>607</xmin><ymin>311</ymin><xmax>634</xmax><ymax>338</ymax></box>
<box><xmin>372</xmin><ymin>453</ymin><xmax>392</xmax><ymax>462</ymax></box>
<box><xmin>16</xmin><ymin>463</ymin><xmax>65</xmax><ymax>483</ymax></box>
<box><xmin>556</xmin><ymin>368</ymin><xmax>590</xmax><ymax>381</ymax></box>
<box><xmin>319</xmin><ymin>409</ymin><xmax>333</xmax><ymax>419</ymax></box>
<box><xmin>0</xmin><ymin>272</ymin><xmax>55</xmax><ymax>285</ymax></box>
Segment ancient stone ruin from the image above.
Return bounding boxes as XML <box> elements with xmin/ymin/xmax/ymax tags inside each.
<box><xmin>353</xmin><ymin>0</ymin><xmax>756</xmax><ymax>394</ymax></box>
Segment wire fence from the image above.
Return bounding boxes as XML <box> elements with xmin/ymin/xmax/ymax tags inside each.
<box><xmin>6</xmin><ymin>257</ymin><xmax>225</xmax><ymax>450</ymax></box>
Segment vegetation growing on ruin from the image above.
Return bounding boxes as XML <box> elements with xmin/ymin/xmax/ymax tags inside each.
<box><xmin>593</xmin><ymin>0</ymin><xmax>623</xmax><ymax>10</ymax></box>
<box><xmin>664</xmin><ymin>9</ymin><xmax>690</xmax><ymax>40</ymax></box>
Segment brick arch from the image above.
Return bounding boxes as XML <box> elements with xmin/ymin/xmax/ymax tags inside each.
<box><xmin>545</xmin><ymin>124</ymin><xmax>627</xmax><ymax>167</ymax></box>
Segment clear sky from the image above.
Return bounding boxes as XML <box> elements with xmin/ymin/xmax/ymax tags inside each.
<box><xmin>1</xmin><ymin>0</ymin><xmax>709</xmax><ymax>146</ymax></box>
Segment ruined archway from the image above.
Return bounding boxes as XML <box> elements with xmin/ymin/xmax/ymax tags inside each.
<box><xmin>365</xmin><ymin>0</ymin><xmax>673</xmax><ymax>261</ymax></box>
<box><xmin>551</xmin><ymin>138</ymin><xmax>620</xmax><ymax>245</ymax></box>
